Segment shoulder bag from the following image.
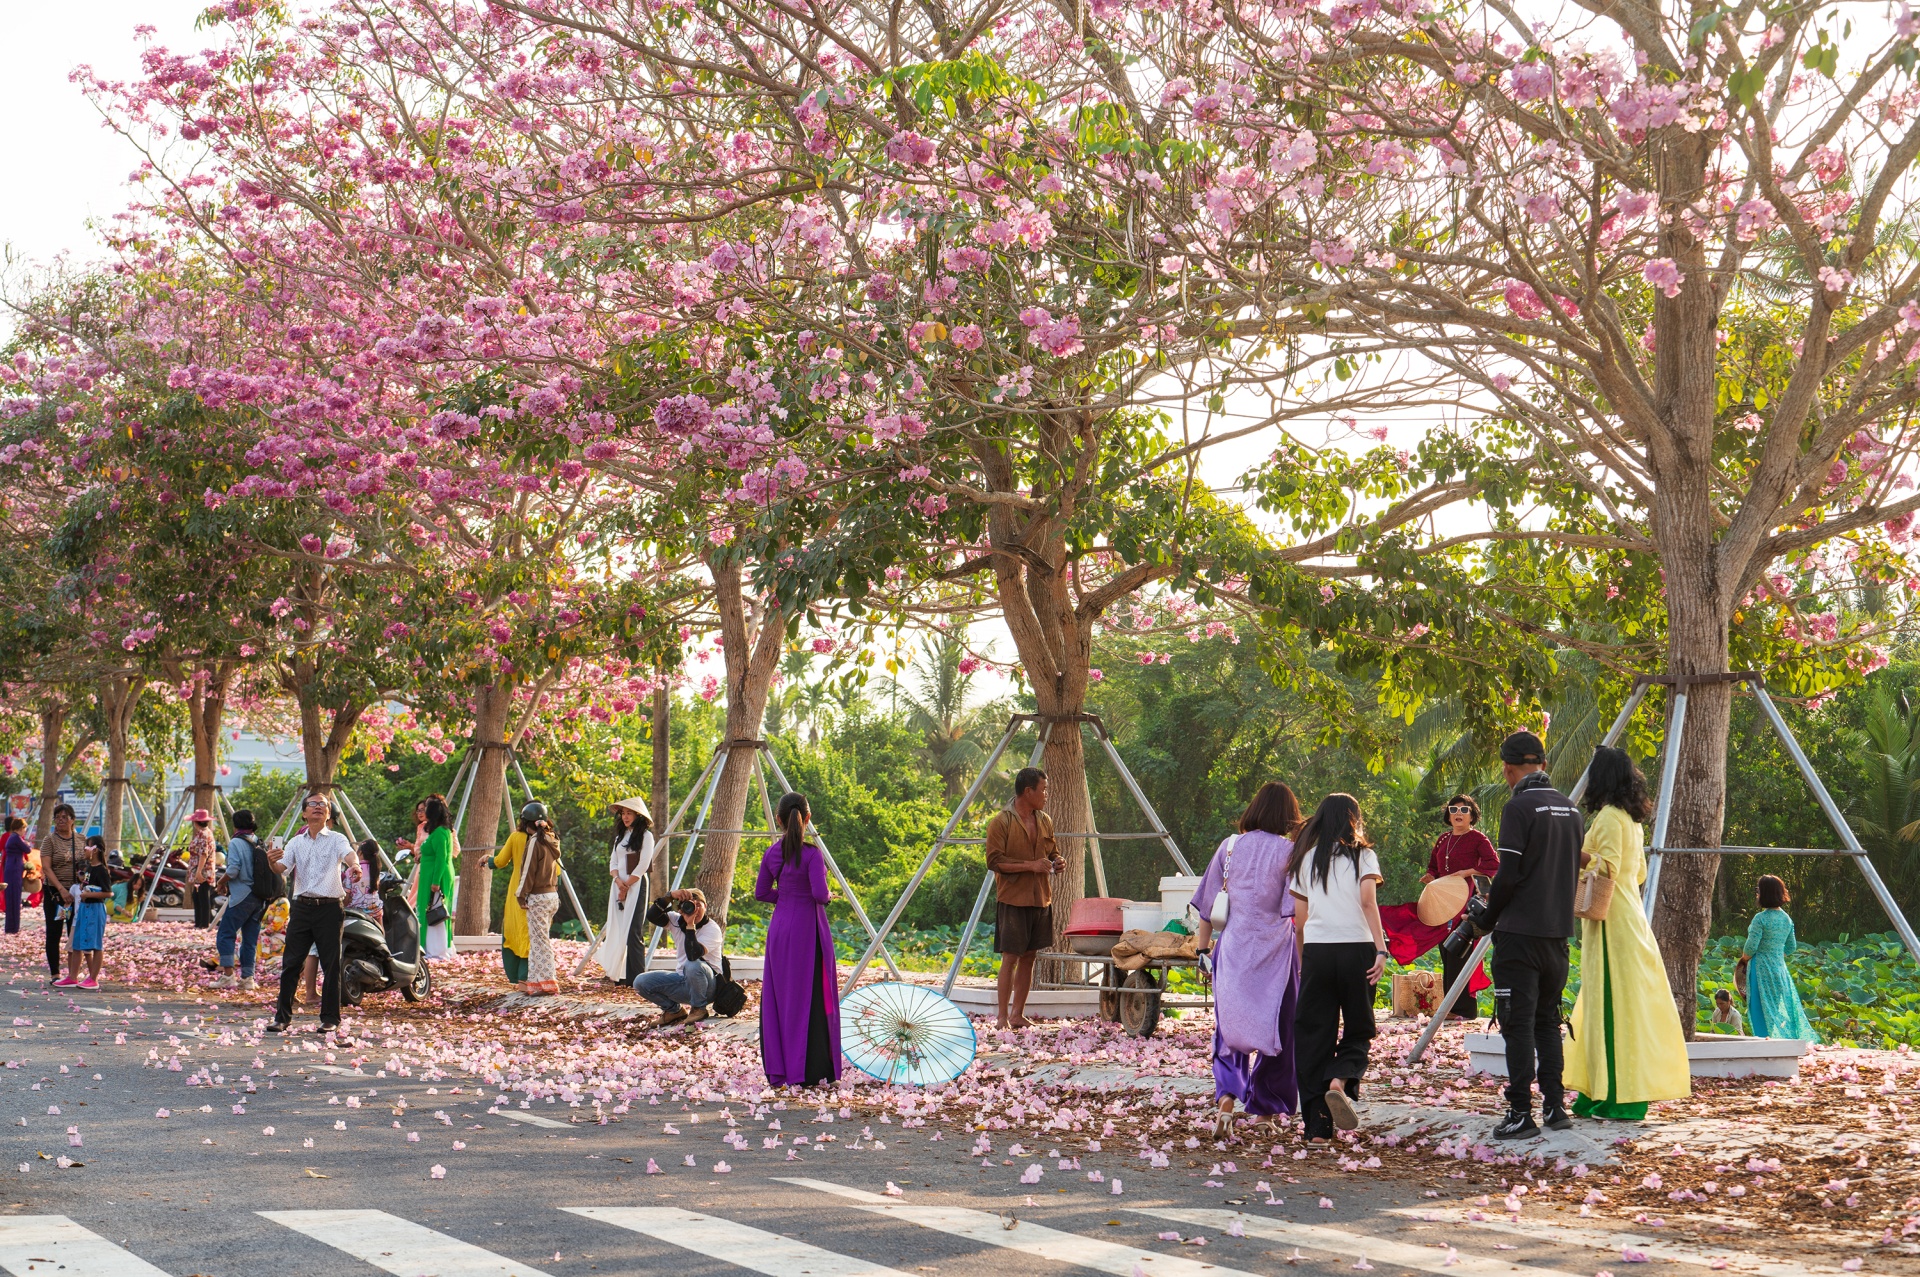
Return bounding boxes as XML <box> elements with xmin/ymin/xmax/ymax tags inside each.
<box><xmin>1208</xmin><ymin>834</ymin><xmax>1240</xmax><ymax>930</ymax></box>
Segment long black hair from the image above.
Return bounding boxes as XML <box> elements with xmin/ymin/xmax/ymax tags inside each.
<box><xmin>423</xmin><ymin>797</ymin><xmax>450</xmax><ymax>833</ymax></box>
<box><xmin>1582</xmin><ymin>746</ymin><xmax>1655</xmax><ymax>821</ymax></box>
<box><xmin>775</xmin><ymin>791</ymin><xmax>811</xmax><ymax>871</ymax></box>
<box><xmin>611</xmin><ymin>806</ymin><xmax>652</xmax><ymax>847</ymax></box>
<box><xmin>1289</xmin><ymin>793</ymin><xmax>1371</xmax><ymax>890</ymax></box>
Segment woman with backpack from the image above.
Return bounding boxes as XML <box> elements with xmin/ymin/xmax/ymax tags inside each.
<box><xmin>1290</xmin><ymin>793</ymin><xmax>1388</xmax><ymax>1138</ymax></box>
<box><xmin>215</xmin><ymin>810</ymin><xmax>278</xmax><ymax>990</ymax></box>
<box><xmin>754</xmin><ymin>792</ymin><xmax>840</xmax><ymax>1087</ymax></box>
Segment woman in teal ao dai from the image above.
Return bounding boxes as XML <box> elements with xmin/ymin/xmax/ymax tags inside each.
<box><xmin>1742</xmin><ymin>874</ymin><xmax>1818</xmax><ymax>1042</ymax></box>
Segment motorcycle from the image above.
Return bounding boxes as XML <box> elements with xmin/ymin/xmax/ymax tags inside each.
<box><xmin>340</xmin><ymin>872</ymin><xmax>431</xmax><ymax>1005</ymax></box>
<box><xmin>117</xmin><ymin>848</ymin><xmax>190</xmax><ymax>909</ymax></box>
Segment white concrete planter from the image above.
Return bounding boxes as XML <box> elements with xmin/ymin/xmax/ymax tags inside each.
<box><xmin>1464</xmin><ymin>1031</ymin><xmax>1808</xmax><ymax>1080</ymax></box>
<box><xmin>946</xmin><ymin>985</ymin><xmax>1101</xmax><ymax>1019</ymax></box>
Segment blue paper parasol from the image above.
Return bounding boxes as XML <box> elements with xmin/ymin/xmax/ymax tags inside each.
<box><xmin>839</xmin><ymin>982</ymin><xmax>977</xmax><ymax>1085</ymax></box>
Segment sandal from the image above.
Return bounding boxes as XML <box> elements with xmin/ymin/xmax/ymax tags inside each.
<box><xmin>1210</xmin><ymin>1108</ymin><xmax>1234</xmax><ymax>1141</ymax></box>
<box><xmin>1325</xmin><ymin>1085</ymin><xmax>1359</xmax><ymax>1132</ymax></box>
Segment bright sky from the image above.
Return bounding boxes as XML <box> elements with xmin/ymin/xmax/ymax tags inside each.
<box><xmin>1</xmin><ymin>4</ymin><xmax>209</xmax><ymax>277</ymax></box>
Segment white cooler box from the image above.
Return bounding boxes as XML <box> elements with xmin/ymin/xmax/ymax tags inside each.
<box><xmin>1160</xmin><ymin>875</ymin><xmax>1203</xmax><ymax>928</ymax></box>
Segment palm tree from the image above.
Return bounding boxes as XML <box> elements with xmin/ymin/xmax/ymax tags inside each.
<box><xmin>1853</xmin><ymin>686</ymin><xmax>1920</xmax><ymax>896</ymax></box>
<box><xmin>885</xmin><ymin>631</ymin><xmax>1007</xmax><ymax>801</ymax></box>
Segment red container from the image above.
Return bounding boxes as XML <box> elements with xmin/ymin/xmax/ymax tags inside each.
<box><xmin>1062</xmin><ymin>896</ymin><xmax>1127</xmax><ymax>936</ymax></box>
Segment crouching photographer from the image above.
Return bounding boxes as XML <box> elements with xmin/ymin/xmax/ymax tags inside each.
<box><xmin>634</xmin><ymin>888</ymin><xmax>724</xmax><ymax>1027</ymax></box>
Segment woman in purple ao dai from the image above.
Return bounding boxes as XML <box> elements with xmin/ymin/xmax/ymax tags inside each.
<box><xmin>754</xmin><ymin>792</ymin><xmax>842</xmax><ymax>1087</ymax></box>
<box><xmin>1190</xmin><ymin>782</ymin><xmax>1306</xmax><ymax>1139</ymax></box>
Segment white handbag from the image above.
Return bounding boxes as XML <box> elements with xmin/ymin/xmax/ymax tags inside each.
<box><xmin>1209</xmin><ymin>834</ymin><xmax>1239</xmax><ymax>930</ymax></box>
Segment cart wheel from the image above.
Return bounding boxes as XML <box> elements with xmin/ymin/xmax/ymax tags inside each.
<box><xmin>1119</xmin><ymin>969</ymin><xmax>1161</xmax><ymax>1038</ymax></box>
<box><xmin>1099</xmin><ymin>965</ymin><xmax>1121</xmax><ymax>1022</ymax></box>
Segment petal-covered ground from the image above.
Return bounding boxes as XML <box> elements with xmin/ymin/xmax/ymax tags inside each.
<box><xmin>6</xmin><ymin>921</ymin><xmax>1917</xmax><ymax>1260</ymax></box>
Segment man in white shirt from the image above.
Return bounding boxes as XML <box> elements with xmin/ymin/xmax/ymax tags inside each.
<box><xmin>266</xmin><ymin>793</ymin><xmax>359</xmax><ymax>1035</ymax></box>
<box><xmin>635</xmin><ymin>888</ymin><xmax>724</xmax><ymax>1027</ymax></box>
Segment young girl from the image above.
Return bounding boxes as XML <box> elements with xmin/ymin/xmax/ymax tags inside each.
<box><xmin>1289</xmin><ymin>792</ymin><xmax>1387</xmax><ymax>1138</ymax></box>
<box><xmin>65</xmin><ymin>839</ymin><xmax>112</xmax><ymax>989</ymax></box>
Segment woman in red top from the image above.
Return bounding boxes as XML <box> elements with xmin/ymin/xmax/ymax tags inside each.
<box><xmin>1421</xmin><ymin>793</ymin><xmax>1502</xmax><ymax>1017</ymax></box>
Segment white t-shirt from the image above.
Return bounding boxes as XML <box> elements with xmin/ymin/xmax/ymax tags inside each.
<box><xmin>1290</xmin><ymin>846</ymin><xmax>1383</xmax><ymax>944</ymax></box>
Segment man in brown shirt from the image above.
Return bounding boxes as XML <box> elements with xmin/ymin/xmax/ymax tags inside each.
<box><xmin>984</xmin><ymin>767</ymin><xmax>1063</xmax><ymax>1029</ymax></box>
<box><xmin>39</xmin><ymin>804</ymin><xmax>87</xmax><ymax>981</ymax></box>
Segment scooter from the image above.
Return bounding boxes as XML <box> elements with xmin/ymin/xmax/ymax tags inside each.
<box><xmin>340</xmin><ymin>872</ymin><xmax>431</xmax><ymax>1005</ymax></box>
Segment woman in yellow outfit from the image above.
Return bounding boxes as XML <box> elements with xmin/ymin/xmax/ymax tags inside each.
<box><xmin>491</xmin><ymin>803</ymin><xmax>545</xmax><ymax>988</ymax></box>
<box><xmin>1566</xmin><ymin>747</ymin><xmax>1691</xmax><ymax>1120</ymax></box>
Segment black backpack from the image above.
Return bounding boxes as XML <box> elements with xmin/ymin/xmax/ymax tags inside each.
<box><xmin>243</xmin><ymin>833</ymin><xmax>287</xmax><ymax>904</ymax></box>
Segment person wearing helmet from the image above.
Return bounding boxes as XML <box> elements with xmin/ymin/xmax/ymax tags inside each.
<box><xmin>413</xmin><ymin>796</ymin><xmax>458</xmax><ymax>960</ymax></box>
<box><xmin>491</xmin><ymin>801</ymin><xmax>549</xmax><ymax>988</ymax></box>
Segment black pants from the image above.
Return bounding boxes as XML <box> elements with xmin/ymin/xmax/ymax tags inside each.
<box><xmin>1491</xmin><ymin>932</ymin><xmax>1569</xmax><ymax>1112</ymax></box>
<box><xmin>275</xmin><ymin>898</ymin><xmax>344</xmax><ymax>1027</ymax></box>
<box><xmin>43</xmin><ymin>892</ymin><xmax>65</xmax><ymax>976</ymax></box>
<box><xmin>192</xmin><ymin>883</ymin><xmax>216</xmax><ymax>929</ymax></box>
<box><xmin>1296</xmin><ymin>941</ymin><xmax>1378</xmax><ymax>1138</ymax></box>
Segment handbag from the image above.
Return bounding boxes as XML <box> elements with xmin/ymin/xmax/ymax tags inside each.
<box><xmin>710</xmin><ymin>956</ymin><xmax>748</xmax><ymax>1017</ymax></box>
<box><xmin>1208</xmin><ymin>834</ymin><xmax>1239</xmax><ymax>930</ymax></box>
<box><xmin>424</xmin><ymin>885</ymin><xmax>449</xmax><ymax>926</ymax></box>
<box><xmin>1573</xmin><ymin>869</ymin><xmax>1613</xmax><ymax>921</ymax></box>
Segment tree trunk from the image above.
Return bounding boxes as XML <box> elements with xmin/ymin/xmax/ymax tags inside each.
<box><xmin>98</xmin><ymin>672</ymin><xmax>146</xmax><ymax>854</ymax></box>
<box><xmin>166</xmin><ymin>660</ymin><xmax>237</xmax><ymax>835</ymax></box>
<box><xmin>295</xmin><ymin>693</ymin><xmax>367</xmax><ymax>789</ymax></box>
<box><xmin>456</xmin><ymin>680</ymin><xmax>515</xmax><ymax>936</ymax></box>
<box><xmin>649</xmin><ymin>677</ymin><xmax>671</xmax><ymax>901</ymax></box>
<box><xmin>34</xmin><ymin>703</ymin><xmax>66</xmax><ymax>841</ymax></box>
<box><xmin>692</xmin><ymin>559</ymin><xmax>785</xmax><ymax>925</ymax></box>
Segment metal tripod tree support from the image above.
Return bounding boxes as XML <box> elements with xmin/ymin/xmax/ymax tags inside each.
<box><xmin>438</xmin><ymin>744</ymin><xmax>597</xmax><ymax>952</ymax></box>
<box><xmin>130</xmin><ymin>784</ymin><xmax>245</xmax><ymax>924</ymax></box>
<box><xmin>1406</xmin><ymin>671</ymin><xmax>1920</xmax><ymax>1064</ymax></box>
<box><xmin>624</xmin><ymin>738</ymin><xmax>904</xmax><ymax>982</ymax></box>
<box><xmin>843</xmin><ymin>712</ymin><xmax>1193</xmax><ymax>998</ymax></box>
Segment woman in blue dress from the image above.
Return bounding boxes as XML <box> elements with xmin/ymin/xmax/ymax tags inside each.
<box><xmin>1739</xmin><ymin>875</ymin><xmax>1817</xmax><ymax>1042</ymax></box>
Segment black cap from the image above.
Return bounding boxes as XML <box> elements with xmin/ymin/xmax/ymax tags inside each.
<box><xmin>1499</xmin><ymin>730</ymin><xmax>1547</xmax><ymax>765</ymax></box>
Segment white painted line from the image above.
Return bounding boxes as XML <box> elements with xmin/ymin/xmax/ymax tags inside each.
<box><xmin>778</xmin><ymin>1178</ymin><xmax>1266</xmax><ymax>1277</ymax></box>
<box><xmin>259</xmin><ymin>1209</ymin><xmax>555</xmax><ymax>1277</ymax></box>
<box><xmin>1137</xmin><ymin>1208</ymin><xmax>1587</xmax><ymax>1277</ymax></box>
<box><xmin>495</xmin><ymin>1108</ymin><xmax>571</xmax><ymax>1129</ymax></box>
<box><xmin>0</xmin><ymin>1216</ymin><xmax>173</xmax><ymax>1276</ymax></box>
<box><xmin>567</xmin><ymin>1206</ymin><xmax>916</xmax><ymax>1277</ymax></box>
<box><xmin>1386</xmin><ymin>1206</ymin><xmax>1862</xmax><ymax>1277</ymax></box>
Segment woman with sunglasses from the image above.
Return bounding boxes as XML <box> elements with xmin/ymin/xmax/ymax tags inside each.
<box><xmin>1420</xmin><ymin>794</ymin><xmax>1501</xmax><ymax>1017</ymax></box>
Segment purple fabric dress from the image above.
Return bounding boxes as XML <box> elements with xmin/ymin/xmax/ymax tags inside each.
<box><xmin>755</xmin><ymin>839</ymin><xmax>842</xmax><ymax>1087</ymax></box>
<box><xmin>2</xmin><ymin>832</ymin><xmax>29</xmax><ymax>934</ymax></box>
<box><xmin>1191</xmin><ymin>830</ymin><xmax>1301</xmax><ymax>1115</ymax></box>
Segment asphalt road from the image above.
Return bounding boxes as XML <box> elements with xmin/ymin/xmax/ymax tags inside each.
<box><xmin>0</xmin><ymin>972</ymin><xmax>1840</xmax><ymax>1277</ymax></box>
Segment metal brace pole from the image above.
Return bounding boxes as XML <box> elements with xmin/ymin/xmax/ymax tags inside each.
<box><xmin>844</xmin><ymin>716</ymin><xmax>1025</xmax><ymax>992</ymax></box>
<box><xmin>757</xmin><ymin>744</ymin><xmax>905</xmax><ymax>986</ymax></box>
<box><xmin>1642</xmin><ymin>690</ymin><xmax>1690</xmax><ymax>920</ymax></box>
<box><xmin>1752</xmin><ymin>682</ymin><xmax>1920</xmax><ymax>966</ymax></box>
<box><xmin>942</xmin><ymin>722</ymin><xmax>1053</xmax><ymax>997</ymax></box>
<box><xmin>132</xmin><ymin>789</ymin><xmax>193</xmax><ymax>924</ymax></box>
<box><xmin>329</xmin><ymin>788</ymin><xmax>403</xmax><ymax>880</ymax></box>
<box><xmin>1093</xmin><ymin>721</ymin><xmax>1191</xmax><ymax>873</ymax></box>
<box><xmin>1407</xmin><ymin>680</ymin><xmax>1651</xmax><ymax>1064</ymax></box>
<box><xmin>642</xmin><ymin>742</ymin><xmax>730</xmax><ymax>971</ymax></box>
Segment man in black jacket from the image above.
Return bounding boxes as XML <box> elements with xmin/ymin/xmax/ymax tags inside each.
<box><xmin>1481</xmin><ymin>730</ymin><xmax>1584</xmax><ymax>1139</ymax></box>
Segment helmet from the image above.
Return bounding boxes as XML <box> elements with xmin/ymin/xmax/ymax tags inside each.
<box><xmin>377</xmin><ymin>872</ymin><xmax>404</xmax><ymax>895</ymax></box>
<box><xmin>519</xmin><ymin>801</ymin><xmax>550</xmax><ymax>825</ymax></box>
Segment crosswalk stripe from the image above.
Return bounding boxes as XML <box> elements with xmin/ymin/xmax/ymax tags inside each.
<box><xmin>259</xmin><ymin>1209</ymin><xmax>554</xmax><ymax>1277</ymax></box>
<box><xmin>566</xmin><ymin>1206</ymin><xmax>916</xmax><ymax>1277</ymax></box>
<box><xmin>1135</xmin><ymin>1208</ymin><xmax>1588</xmax><ymax>1277</ymax></box>
<box><xmin>777</xmin><ymin>1178</ymin><xmax>1267</xmax><ymax>1277</ymax></box>
<box><xmin>0</xmin><ymin>1216</ymin><xmax>172</xmax><ymax>1277</ymax></box>
<box><xmin>495</xmin><ymin>1109</ymin><xmax>571</xmax><ymax>1129</ymax></box>
<box><xmin>1385</xmin><ymin>1206</ymin><xmax>1849</xmax><ymax>1277</ymax></box>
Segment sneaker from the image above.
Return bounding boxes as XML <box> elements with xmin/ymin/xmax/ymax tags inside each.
<box><xmin>264</xmin><ymin>1021</ymin><xmax>290</xmax><ymax>1034</ymax></box>
<box><xmin>1492</xmin><ymin>1109</ymin><xmax>1541</xmax><ymax>1141</ymax></box>
<box><xmin>1543</xmin><ymin>1104</ymin><xmax>1573</xmax><ymax>1132</ymax></box>
<box><xmin>239</xmin><ymin>977</ymin><xmax>258</xmax><ymax>992</ymax></box>
<box><xmin>212</xmin><ymin>974</ymin><xmax>237</xmax><ymax>990</ymax></box>
<box><xmin>685</xmin><ymin>1007</ymin><xmax>711</xmax><ymax>1025</ymax></box>
<box><xmin>650</xmin><ymin>1007</ymin><xmax>690</xmax><ymax>1029</ymax></box>
<box><xmin>1324</xmin><ymin>1085</ymin><xmax>1360</xmax><ymax>1132</ymax></box>
<box><xmin>52</xmin><ymin>977</ymin><xmax>78</xmax><ymax>988</ymax></box>
<box><xmin>78</xmin><ymin>979</ymin><xmax>99</xmax><ymax>990</ymax></box>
